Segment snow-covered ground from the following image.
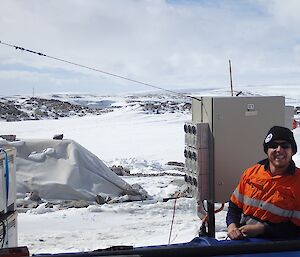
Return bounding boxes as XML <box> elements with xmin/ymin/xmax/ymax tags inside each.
<box><xmin>1</xmin><ymin>87</ymin><xmax>300</xmax><ymax>255</ymax></box>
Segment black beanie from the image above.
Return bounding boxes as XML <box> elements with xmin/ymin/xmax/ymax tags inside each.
<box><xmin>263</xmin><ymin>126</ymin><xmax>297</xmax><ymax>154</ymax></box>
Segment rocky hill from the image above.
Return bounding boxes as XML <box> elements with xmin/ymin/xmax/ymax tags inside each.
<box><xmin>0</xmin><ymin>93</ymin><xmax>191</xmax><ymax>122</ymax></box>
<box><xmin>0</xmin><ymin>96</ymin><xmax>113</xmax><ymax>122</ymax></box>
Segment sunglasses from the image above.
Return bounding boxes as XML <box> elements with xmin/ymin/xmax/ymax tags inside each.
<box><xmin>268</xmin><ymin>142</ymin><xmax>291</xmax><ymax>149</ymax></box>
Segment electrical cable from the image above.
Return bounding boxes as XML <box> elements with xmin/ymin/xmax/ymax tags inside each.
<box><xmin>0</xmin><ymin>219</ymin><xmax>6</xmax><ymax>248</ymax></box>
<box><xmin>0</xmin><ymin>40</ymin><xmax>193</xmax><ymax>100</ymax></box>
<box><xmin>199</xmin><ymin>202</ymin><xmax>225</xmax><ymax>236</ymax></box>
<box><xmin>2</xmin><ymin>41</ymin><xmax>300</xmax><ymax>103</ymax></box>
<box><xmin>168</xmin><ymin>192</ymin><xmax>181</xmax><ymax>244</ymax></box>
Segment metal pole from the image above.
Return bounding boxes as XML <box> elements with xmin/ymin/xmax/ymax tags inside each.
<box><xmin>229</xmin><ymin>60</ymin><xmax>233</xmax><ymax>96</ymax></box>
<box><xmin>207</xmin><ymin>201</ymin><xmax>215</xmax><ymax>237</ymax></box>
<box><xmin>207</xmin><ymin>114</ymin><xmax>215</xmax><ymax>237</ymax></box>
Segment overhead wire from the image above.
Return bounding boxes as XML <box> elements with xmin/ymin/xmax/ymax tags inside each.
<box><xmin>0</xmin><ymin>40</ymin><xmax>193</xmax><ymax>100</ymax></box>
<box><xmin>4</xmin><ymin>40</ymin><xmax>300</xmax><ymax>102</ymax></box>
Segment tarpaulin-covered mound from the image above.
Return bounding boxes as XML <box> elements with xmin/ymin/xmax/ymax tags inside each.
<box><xmin>11</xmin><ymin>139</ymin><xmax>139</xmax><ymax>201</ymax></box>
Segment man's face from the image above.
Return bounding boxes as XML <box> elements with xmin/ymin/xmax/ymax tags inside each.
<box><xmin>267</xmin><ymin>140</ymin><xmax>293</xmax><ymax>171</ymax></box>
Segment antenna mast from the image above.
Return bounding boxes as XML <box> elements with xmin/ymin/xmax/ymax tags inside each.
<box><xmin>229</xmin><ymin>60</ymin><xmax>233</xmax><ymax>96</ymax></box>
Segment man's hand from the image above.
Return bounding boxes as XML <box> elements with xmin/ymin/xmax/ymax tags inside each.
<box><xmin>227</xmin><ymin>223</ymin><xmax>244</xmax><ymax>240</ymax></box>
<box><xmin>239</xmin><ymin>223</ymin><xmax>265</xmax><ymax>238</ymax></box>
<box><xmin>227</xmin><ymin>223</ymin><xmax>265</xmax><ymax>240</ymax></box>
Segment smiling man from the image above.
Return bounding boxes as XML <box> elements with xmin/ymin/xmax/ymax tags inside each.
<box><xmin>227</xmin><ymin>126</ymin><xmax>300</xmax><ymax>240</ymax></box>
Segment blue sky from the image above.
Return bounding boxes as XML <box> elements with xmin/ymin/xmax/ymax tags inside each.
<box><xmin>1</xmin><ymin>0</ymin><xmax>300</xmax><ymax>96</ymax></box>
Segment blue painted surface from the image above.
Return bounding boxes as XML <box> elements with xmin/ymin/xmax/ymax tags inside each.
<box><xmin>187</xmin><ymin>237</ymin><xmax>300</xmax><ymax>256</ymax></box>
<box><xmin>135</xmin><ymin>237</ymin><xmax>300</xmax><ymax>257</ymax></box>
<box><xmin>33</xmin><ymin>237</ymin><xmax>300</xmax><ymax>256</ymax></box>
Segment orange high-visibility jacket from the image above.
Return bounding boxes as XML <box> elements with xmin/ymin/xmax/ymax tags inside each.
<box><xmin>231</xmin><ymin>162</ymin><xmax>300</xmax><ymax>226</ymax></box>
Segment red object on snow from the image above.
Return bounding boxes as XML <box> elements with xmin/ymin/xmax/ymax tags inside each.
<box><xmin>293</xmin><ymin>119</ymin><xmax>298</xmax><ymax>130</ymax></box>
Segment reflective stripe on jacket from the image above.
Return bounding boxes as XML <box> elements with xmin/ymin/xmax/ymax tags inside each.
<box><xmin>230</xmin><ymin>163</ymin><xmax>300</xmax><ymax>226</ymax></box>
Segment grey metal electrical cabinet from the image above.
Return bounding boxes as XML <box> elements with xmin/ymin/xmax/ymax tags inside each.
<box><xmin>0</xmin><ymin>148</ymin><xmax>16</xmax><ymax>214</ymax></box>
<box><xmin>192</xmin><ymin>96</ymin><xmax>285</xmax><ymax>203</ymax></box>
<box><xmin>285</xmin><ymin>105</ymin><xmax>294</xmax><ymax>130</ymax></box>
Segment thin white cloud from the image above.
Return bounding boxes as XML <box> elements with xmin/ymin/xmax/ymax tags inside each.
<box><xmin>1</xmin><ymin>0</ymin><xmax>300</xmax><ymax>95</ymax></box>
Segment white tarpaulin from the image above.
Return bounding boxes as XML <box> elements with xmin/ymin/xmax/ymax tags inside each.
<box><xmin>8</xmin><ymin>139</ymin><xmax>138</xmax><ymax>201</ymax></box>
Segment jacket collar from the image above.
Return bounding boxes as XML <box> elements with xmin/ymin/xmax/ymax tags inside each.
<box><xmin>258</xmin><ymin>158</ymin><xmax>296</xmax><ymax>175</ymax></box>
